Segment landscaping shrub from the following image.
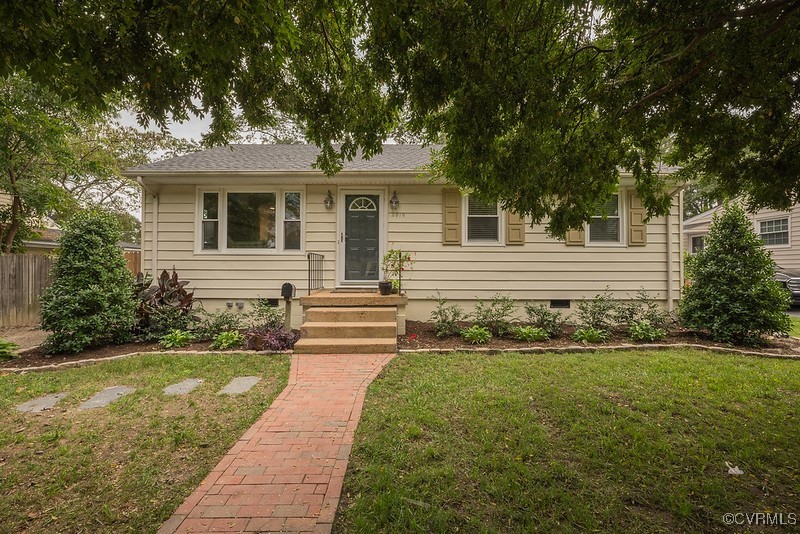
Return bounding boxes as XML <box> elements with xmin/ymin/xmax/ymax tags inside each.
<box><xmin>211</xmin><ymin>331</ymin><xmax>245</xmax><ymax>350</ymax></box>
<box><xmin>575</xmin><ymin>288</ymin><xmax>619</xmax><ymax>331</ymax></box>
<box><xmin>0</xmin><ymin>338</ymin><xmax>19</xmax><ymax>360</ymax></box>
<box><xmin>428</xmin><ymin>291</ymin><xmax>467</xmax><ymax>338</ymax></box>
<box><xmin>512</xmin><ymin>326</ymin><xmax>550</xmax><ymax>342</ymax></box>
<box><xmin>628</xmin><ymin>320</ymin><xmax>666</xmax><ymax>342</ymax></box>
<box><xmin>614</xmin><ymin>289</ymin><xmax>672</xmax><ymax>329</ymax></box>
<box><xmin>473</xmin><ymin>293</ymin><xmax>516</xmax><ymax>336</ymax></box>
<box><xmin>244</xmin><ymin>326</ymin><xmax>299</xmax><ymax>351</ymax></box>
<box><xmin>159</xmin><ymin>329</ymin><xmax>195</xmax><ymax>349</ymax></box>
<box><xmin>246</xmin><ymin>299</ymin><xmax>285</xmax><ymax>329</ymax></box>
<box><xmin>679</xmin><ymin>202</ymin><xmax>791</xmax><ymax>345</ymax></box>
<box><xmin>524</xmin><ymin>302</ymin><xmax>566</xmax><ymax>337</ymax></box>
<box><xmin>196</xmin><ymin>309</ymin><xmax>244</xmax><ymax>340</ymax></box>
<box><xmin>460</xmin><ymin>325</ymin><xmax>492</xmax><ymax>344</ymax></box>
<box><xmin>40</xmin><ymin>210</ymin><xmax>136</xmax><ymax>354</ymax></box>
<box><xmin>572</xmin><ymin>327</ymin><xmax>609</xmax><ymax>344</ymax></box>
<box><xmin>134</xmin><ymin>269</ymin><xmax>198</xmax><ymax>341</ymax></box>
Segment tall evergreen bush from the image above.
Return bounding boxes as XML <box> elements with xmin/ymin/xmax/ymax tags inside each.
<box><xmin>40</xmin><ymin>211</ymin><xmax>135</xmax><ymax>353</ymax></box>
<box><xmin>679</xmin><ymin>202</ymin><xmax>790</xmax><ymax>345</ymax></box>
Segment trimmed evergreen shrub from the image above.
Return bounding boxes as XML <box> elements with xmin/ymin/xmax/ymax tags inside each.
<box><xmin>40</xmin><ymin>211</ymin><xmax>136</xmax><ymax>354</ymax></box>
<box><xmin>473</xmin><ymin>293</ymin><xmax>516</xmax><ymax>336</ymax></box>
<box><xmin>524</xmin><ymin>302</ymin><xmax>566</xmax><ymax>338</ymax></box>
<box><xmin>679</xmin><ymin>202</ymin><xmax>790</xmax><ymax>345</ymax></box>
<box><xmin>428</xmin><ymin>291</ymin><xmax>467</xmax><ymax>338</ymax></box>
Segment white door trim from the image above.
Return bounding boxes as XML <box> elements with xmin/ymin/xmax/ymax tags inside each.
<box><xmin>336</xmin><ymin>187</ymin><xmax>387</xmax><ymax>287</ymax></box>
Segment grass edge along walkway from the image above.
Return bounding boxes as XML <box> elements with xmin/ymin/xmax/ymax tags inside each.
<box><xmin>335</xmin><ymin>349</ymin><xmax>800</xmax><ymax>533</ymax></box>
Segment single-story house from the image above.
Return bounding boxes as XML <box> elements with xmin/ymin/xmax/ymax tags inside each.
<box><xmin>683</xmin><ymin>204</ymin><xmax>799</xmax><ymax>270</ymax></box>
<box><xmin>125</xmin><ymin>144</ymin><xmax>683</xmax><ymax>352</ymax></box>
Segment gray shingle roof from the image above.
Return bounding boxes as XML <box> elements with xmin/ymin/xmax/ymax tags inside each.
<box><xmin>127</xmin><ymin>144</ymin><xmax>440</xmax><ymax>173</ymax></box>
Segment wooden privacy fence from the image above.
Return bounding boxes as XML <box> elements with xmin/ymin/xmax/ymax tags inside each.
<box><xmin>0</xmin><ymin>254</ymin><xmax>54</xmax><ymax>327</ymax></box>
<box><xmin>124</xmin><ymin>250</ymin><xmax>141</xmax><ymax>275</ymax></box>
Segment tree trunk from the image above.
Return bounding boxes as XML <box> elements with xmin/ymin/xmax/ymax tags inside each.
<box><xmin>1</xmin><ymin>195</ymin><xmax>23</xmax><ymax>253</ymax></box>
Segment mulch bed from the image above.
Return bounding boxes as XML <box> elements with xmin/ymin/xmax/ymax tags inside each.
<box><xmin>5</xmin><ymin>321</ymin><xmax>800</xmax><ymax>371</ymax></box>
<box><xmin>398</xmin><ymin>320</ymin><xmax>800</xmax><ymax>355</ymax></box>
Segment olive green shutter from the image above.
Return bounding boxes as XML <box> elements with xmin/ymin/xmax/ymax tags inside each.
<box><xmin>628</xmin><ymin>191</ymin><xmax>648</xmax><ymax>246</ymax></box>
<box><xmin>565</xmin><ymin>228</ymin><xmax>585</xmax><ymax>246</ymax></box>
<box><xmin>442</xmin><ymin>188</ymin><xmax>462</xmax><ymax>245</ymax></box>
<box><xmin>506</xmin><ymin>212</ymin><xmax>526</xmax><ymax>245</ymax></box>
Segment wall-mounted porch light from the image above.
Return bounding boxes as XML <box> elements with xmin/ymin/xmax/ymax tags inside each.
<box><xmin>389</xmin><ymin>190</ymin><xmax>400</xmax><ymax>210</ymax></box>
<box><xmin>324</xmin><ymin>190</ymin><xmax>334</xmax><ymax>210</ymax></box>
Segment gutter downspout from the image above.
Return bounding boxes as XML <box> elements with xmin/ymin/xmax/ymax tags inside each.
<box><xmin>136</xmin><ymin>176</ymin><xmax>158</xmax><ymax>275</ymax></box>
<box><xmin>667</xmin><ymin>185</ymin><xmax>687</xmax><ymax>312</ymax></box>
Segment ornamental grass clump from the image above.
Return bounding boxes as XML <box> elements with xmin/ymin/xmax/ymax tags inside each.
<box><xmin>679</xmin><ymin>202</ymin><xmax>790</xmax><ymax>345</ymax></box>
<box><xmin>40</xmin><ymin>211</ymin><xmax>135</xmax><ymax>354</ymax></box>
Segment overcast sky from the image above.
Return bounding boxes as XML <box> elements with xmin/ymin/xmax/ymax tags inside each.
<box><xmin>117</xmin><ymin>108</ymin><xmax>212</xmax><ymax>141</ymax></box>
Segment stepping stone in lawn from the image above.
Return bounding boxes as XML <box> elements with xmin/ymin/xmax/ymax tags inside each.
<box><xmin>78</xmin><ymin>386</ymin><xmax>135</xmax><ymax>410</ymax></box>
<box><xmin>218</xmin><ymin>376</ymin><xmax>260</xmax><ymax>395</ymax></box>
<box><xmin>16</xmin><ymin>393</ymin><xmax>68</xmax><ymax>413</ymax></box>
<box><xmin>163</xmin><ymin>378</ymin><xmax>203</xmax><ymax>396</ymax></box>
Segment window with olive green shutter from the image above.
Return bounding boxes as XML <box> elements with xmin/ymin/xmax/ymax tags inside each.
<box><xmin>627</xmin><ymin>191</ymin><xmax>647</xmax><ymax>246</ymax></box>
<box><xmin>565</xmin><ymin>228</ymin><xmax>585</xmax><ymax>246</ymax></box>
<box><xmin>442</xmin><ymin>189</ymin><xmax>462</xmax><ymax>245</ymax></box>
<box><xmin>505</xmin><ymin>211</ymin><xmax>526</xmax><ymax>245</ymax></box>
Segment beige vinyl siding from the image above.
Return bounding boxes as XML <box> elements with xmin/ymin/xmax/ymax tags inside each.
<box><xmin>143</xmin><ymin>180</ymin><xmax>681</xmax><ymax>324</ymax></box>
<box><xmin>141</xmin><ymin>184</ymin><xmax>336</xmax><ymax>327</ymax></box>
<box><xmin>388</xmin><ymin>184</ymin><xmax>681</xmax><ymax>319</ymax></box>
<box><xmin>751</xmin><ymin>207</ymin><xmax>799</xmax><ymax>269</ymax></box>
<box><xmin>682</xmin><ymin>205</ymin><xmax>800</xmax><ymax>271</ymax></box>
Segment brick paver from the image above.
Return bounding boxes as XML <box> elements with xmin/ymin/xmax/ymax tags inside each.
<box><xmin>159</xmin><ymin>353</ymin><xmax>394</xmax><ymax>534</ymax></box>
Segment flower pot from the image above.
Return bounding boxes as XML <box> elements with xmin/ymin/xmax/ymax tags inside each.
<box><xmin>378</xmin><ymin>281</ymin><xmax>393</xmax><ymax>295</ymax></box>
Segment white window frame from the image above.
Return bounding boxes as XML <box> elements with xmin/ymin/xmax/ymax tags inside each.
<box><xmin>195</xmin><ymin>187</ymin><xmax>305</xmax><ymax>255</ymax></box>
<box><xmin>586</xmin><ymin>192</ymin><xmax>625</xmax><ymax>247</ymax></box>
<box><xmin>757</xmin><ymin>217</ymin><xmax>790</xmax><ymax>248</ymax></box>
<box><xmin>200</xmin><ymin>190</ymin><xmax>221</xmax><ymax>251</ymax></box>
<box><xmin>462</xmin><ymin>194</ymin><xmax>505</xmax><ymax>247</ymax></box>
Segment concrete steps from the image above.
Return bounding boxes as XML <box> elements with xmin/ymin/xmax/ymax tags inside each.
<box><xmin>293</xmin><ymin>337</ymin><xmax>397</xmax><ymax>354</ymax></box>
<box><xmin>301</xmin><ymin>321</ymin><xmax>397</xmax><ymax>338</ymax></box>
<box><xmin>296</xmin><ymin>302</ymin><xmax>399</xmax><ymax>354</ymax></box>
<box><xmin>305</xmin><ymin>306</ymin><xmax>396</xmax><ymax>323</ymax></box>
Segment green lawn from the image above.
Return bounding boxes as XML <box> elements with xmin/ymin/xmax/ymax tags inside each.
<box><xmin>789</xmin><ymin>315</ymin><xmax>800</xmax><ymax>337</ymax></box>
<box><xmin>335</xmin><ymin>350</ymin><xmax>800</xmax><ymax>533</ymax></box>
<box><xmin>0</xmin><ymin>353</ymin><xmax>291</xmax><ymax>533</ymax></box>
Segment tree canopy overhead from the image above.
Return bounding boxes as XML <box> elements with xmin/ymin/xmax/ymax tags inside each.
<box><xmin>0</xmin><ymin>74</ymin><xmax>193</xmax><ymax>252</ymax></box>
<box><xmin>3</xmin><ymin>1</ymin><xmax>798</xmax><ymax>235</ymax></box>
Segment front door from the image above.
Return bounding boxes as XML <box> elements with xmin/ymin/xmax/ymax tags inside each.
<box><xmin>344</xmin><ymin>194</ymin><xmax>380</xmax><ymax>282</ymax></box>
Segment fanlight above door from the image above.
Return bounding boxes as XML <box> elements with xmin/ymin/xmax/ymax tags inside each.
<box><xmin>348</xmin><ymin>197</ymin><xmax>378</xmax><ymax>211</ymax></box>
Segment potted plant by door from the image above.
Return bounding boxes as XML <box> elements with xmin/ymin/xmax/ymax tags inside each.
<box><xmin>380</xmin><ymin>249</ymin><xmax>415</xmax><ymax>295</ymax></box>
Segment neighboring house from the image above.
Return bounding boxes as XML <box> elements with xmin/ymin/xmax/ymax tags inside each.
<box><xmin>124</xmin><ymin>144</ymin><xmax>684</xmax><ymax>336</ymax></box>
<box><xmin>682</xmin><ymin>204</ymin><xmax>798</xmax><ymax>270</ymax></box>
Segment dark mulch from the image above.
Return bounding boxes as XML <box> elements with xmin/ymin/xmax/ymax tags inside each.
<box><xmin>2</xmin><ymin>340</ymin><xmax>216</xmax><ymax>369</ymax></box>
<box><xmin>398</xmin><ymin>320</ymin><xmax>800</xmax><ymax>355</ymax></box>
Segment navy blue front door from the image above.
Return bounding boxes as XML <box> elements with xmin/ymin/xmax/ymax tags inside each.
<box><xmin>344</xmin><ymin>195</ymin><xmax>380</xmax><ymax>281</ymax></box>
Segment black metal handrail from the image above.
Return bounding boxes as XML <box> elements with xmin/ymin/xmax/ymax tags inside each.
<box><xmin>307</xmin><ymin>252</ymin><xmax>324</xmax><ymax>294</ymax></box>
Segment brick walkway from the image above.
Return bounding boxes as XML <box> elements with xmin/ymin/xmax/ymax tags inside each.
<box><xmin>159</xmin><ymin>353</ymin><xmax>395</xmax><ymax>534</ymax></box>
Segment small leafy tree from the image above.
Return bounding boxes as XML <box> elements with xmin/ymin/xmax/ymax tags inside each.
<box><xmin>679</xmin><ymin>202</ymin><xmax>790</xmax><ymax>345</ymax></box>
<box><xmin>40</xmin><ymin>210</ymin><xmax>135</xmax><ymax>353</ymax></box>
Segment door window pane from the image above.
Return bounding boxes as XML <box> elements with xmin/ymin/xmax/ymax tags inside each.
<box><xmin>227</xmin><ymin>193</ymin><xmax>276</xmax><ymax>249</ymax></box>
